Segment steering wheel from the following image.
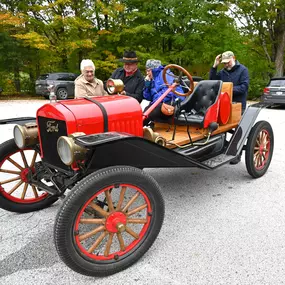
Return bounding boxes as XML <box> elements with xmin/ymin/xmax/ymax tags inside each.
<box><xmin>162</xmin><ymin>64</ymin><xmax>194</xmax><ymax>97</ymax></box>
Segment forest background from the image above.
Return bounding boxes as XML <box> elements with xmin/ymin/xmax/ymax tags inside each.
<box><xmin>0</xmin><ymin>0</ymin><xmax>285</xmax><ymax>99</ymax></box>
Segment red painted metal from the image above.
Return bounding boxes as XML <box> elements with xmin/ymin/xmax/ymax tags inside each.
<box><xmin>203</xmin><ymin>100</ymin><xmax>220</xmax><ymax>128</ymax></box>
<box><xmin>105</xmin><ymin>212</ymin><xmax>127</xmax><ymax>233</ymax></box>
<box><xmin>37</xmin><ymin>95</ymin><xmax>143</xmax><ymax>137</ymax></box>
<box><xmin>218</xmin><ymin>92</ymin><xmax>231</xmax><ymax>125</ymax></box>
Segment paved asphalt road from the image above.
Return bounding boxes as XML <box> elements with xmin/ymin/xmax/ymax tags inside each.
<box><xmin>0</xmin><ymin>100</ymin><xmax>285</xmax><ymax>285</ymax></box>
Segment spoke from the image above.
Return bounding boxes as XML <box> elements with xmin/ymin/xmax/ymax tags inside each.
<box><xmin>104</xmin><ymin>233</ymin><xmax>114</xmax><ymax>257</ymax></box>
<box><xmin>117</xmin><ymin>186</ymin><xmax>126</xmax><ymax>210</ymax></box>
<box><xmin>125</xmin><ymin>226</ymin><xmax>139</xmax><ymax>239</ymax></box>
<box><xmin>30</xmin><ymin>151</ymin><xmax>38</xmax><ymax>168</ymax></box>
<box><xmin>21</xmin><ymin>183</ymin><xmax>28</xmax><ymax>200</ymax></box>
<box><xmin>8</xmin><ymin>180</ymin><xmax>24</xmax><ymax>195</ymax></box>
<box><xmin>122</xmin><ymin>192</ymin><xmax>140</xmax><ymax>213</ymax></box>
<box><xmin>105</xmin><ymin>189</ymin><xmax>114</xmax><ymax>212</ymax></box>
<box><xmin>0</xmin><ymin>176</ymin><xmax>21</xmax><ymax>185</ymax></box>
<box><xmin>32</xmin><ymin>185</ymin><xmax>39</xmax><ymax>198</ymax></box>
<box><xmin>254</xmin><ymin>146</ymin><xmax>259</xmax><ymax>151</ymax></box>
<box><xmin>87</xmin><ymin>231</ymin><xmax>108</xmax><ymax>253</ymax></box>
<box><xmin>116</xmin><ymin>232</ymin><xmax>125</xmax><ymax>251</ymax></box>
<box><xmin>20</xmin><ymin>151</ymin><xmax>29</xmax><ymax>168</ymax></box>
<box><xmin>89</xmin><ymin>201</ymin><xmax>109</xmax><ymax>217</ymax></box>
<box><xmin>78</xmin><ymin>225</ymin><xmax>105</xmax><ymax>241</ymax></box>
<box><xmin>127</xmin><ymin>203</ymin><xmax>147</xmax><ymax>216</ymax></box>
<box><xmin>0</xmin><ymin>169</ymin><xmax>21</xmax><ymax>175</ymax></box>
<box><xmin>7</xmin><ymin>157</ymin><xmax>24</xmax><ymax>170</ymax></box>
<box><xmin>127</xmin><ymin>218</ymin><xmax>147</xmax><ymax>224</ymax></box>
<box><xmin>80</xmin><ymin>218</ymin><xmax>105</xmax><ymax>224</ymax></box>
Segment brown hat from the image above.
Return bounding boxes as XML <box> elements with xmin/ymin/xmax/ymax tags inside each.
<box><xmin>119</xmin><ymin>51</ymin><xmax>140</xmax><ymax>63</ymax></box>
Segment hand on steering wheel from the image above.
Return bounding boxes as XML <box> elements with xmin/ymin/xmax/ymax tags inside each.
<box><xmin>162</xmin><ymin>64</ymin><xmax>194</xmax><ymax>97</ymax></box>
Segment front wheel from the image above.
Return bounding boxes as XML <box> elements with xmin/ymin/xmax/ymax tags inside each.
<box><xmin>0</xmin><ymin>139</ymin><xmax>58</xmax><ymax>213</ymax></box>
<box><xmin>245</xmin><ymin>121</ymin><xmax>274</xmax><ymax>178</ymax></box>
<box><xmin>54</xmin><ymin>166</ymin><xmax>165</xmax><ymax>276</ymax></box>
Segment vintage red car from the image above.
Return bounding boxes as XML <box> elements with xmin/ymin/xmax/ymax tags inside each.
<box><xmin>0</xmin><ymin>65</ymin><xmax>274</xmax><ymax>276</ymax></box>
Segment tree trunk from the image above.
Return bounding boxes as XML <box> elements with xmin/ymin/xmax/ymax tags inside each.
<box><xmin>274</xmin><ymin>8</ymin><xmax>285</xmax><ymax>77</ymax></box>
<box><xmin>14</xmin><ymin>65</ymin><xmax>21</xmax><ymax>93</ymax></box>
<box><xmin>274</xmin><ymin>31</ymin><xmax>285</xmax><ymax>77</ymax></box>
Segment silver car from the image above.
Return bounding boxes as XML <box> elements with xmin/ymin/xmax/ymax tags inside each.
<box><xmin>35</xmin><ymin>73</ymin><xmax>78</xmax><ymax>100</ymax></box>
<box><xmin>262</xmin><ymin>77</ymin><xmax>285</xmax><ymax>105</ymax></box>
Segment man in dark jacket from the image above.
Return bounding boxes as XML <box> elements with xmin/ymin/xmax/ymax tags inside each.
<box><xmin>210</xmin><ymin>51</ymin><xmax>249</xmax><ymax>165</ymax></box>
<box><xmin>109</xmin><ymin>51</ymin><xmax>144</xmax><ymax>103</ymax></box>
<box><xmin>209</xmin><ymin>51</ymin><xmax>249</xmax><ymax>112</ymax></box>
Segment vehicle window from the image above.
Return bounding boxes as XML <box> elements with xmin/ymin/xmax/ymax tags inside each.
<box><xmin>57</xmin><ymin>74</ymin><xmax>71</xmax><ymax>81</ymax></box>
<box><xmin>37</xmin><ymin>74</ymin><xmax>49</xmax><ymax>80</ymax></box>
<box><xmin>269</xmin><ymin>79</ymin><xmax>285</xmax><ymax>87</ymax></box>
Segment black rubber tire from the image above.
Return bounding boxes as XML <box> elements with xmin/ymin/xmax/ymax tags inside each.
<box><xmin>0</xmin><ymin>139</ymin><xmax>58</xmax><ymax>213</ymax></box>
<box><xmin>245</xmin><ymin>121</ymin><xmax>274</xmax><ymax>178</ymax></box>
<box><xmin>54</xmin><ymin>166</ymin><xmax>165</xmax><ymax>277</ymax></box>
<box><xmin>56</xmin><ymin>88</ymin><xmax>68</xmax><ymax>100</ymax></box>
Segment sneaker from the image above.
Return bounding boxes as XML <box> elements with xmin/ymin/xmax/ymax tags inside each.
<box><xmin>230</xmin><ymin>153</ymin><xmax>241</xmax><ymax>165</ymax></box>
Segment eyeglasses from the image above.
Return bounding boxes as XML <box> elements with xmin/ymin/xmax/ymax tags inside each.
<box><xmin>84</xmin><ymin>70</ymin><xmax>94</xmax><ymax>74</ymax></box>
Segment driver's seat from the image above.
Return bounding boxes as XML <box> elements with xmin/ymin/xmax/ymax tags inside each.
<box><xmin>174</xmin><ymin>80</ymin><xmax>222</xmax><ymax>128</ymax></box>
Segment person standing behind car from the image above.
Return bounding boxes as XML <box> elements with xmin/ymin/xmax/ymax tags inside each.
<box><xmin>209</xmin><ymin>51</ymin><xmax>249</xmax><ymax>113</ymax></box>
<box><xmin>108</xmin><ymin>51</ymin><xmax>144</xmax><ymax>103</ymax></box>
<box><xmin>75</xmin><ymin>59</ymin><xmax>107</xmax><ymax>98</ymax></box>
<box><xmin>143</xmin><ymin>59</ymin><xmax>185</xmax><ymax>126</ymax></box>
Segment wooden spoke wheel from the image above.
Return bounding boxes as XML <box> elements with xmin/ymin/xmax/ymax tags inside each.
<box><xmin>245</xmin><ymin>121</ymin><xmax>274</xmax><ymax>178</ymax></box>
<box><xmin>0</xmin><ymin>139</ymin><xmax>58</xmax><ymax>213</ymax></box>
<box><xmin>54</xmin><ymin>166</ymin><xmax>164</xmax><ymax>277</ymax></box>
<box><xmin>162</xmin><ymin>64</ymin><xmax>194</xmax><ymax>96</ymax></box>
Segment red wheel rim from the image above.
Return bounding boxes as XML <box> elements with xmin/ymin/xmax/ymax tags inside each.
<box><xmin>254</xmin><ymin>129</ymin><xmax>271</xmax><ymax>170</ymax></box>
<box><xmin>74</xmin><ymin>184</ymin><xmax>152</xmax><ymax>260</ymax></box>
<box><xmin>0</xmin><ymin>149</ymin><xmax>48</xmax><ymax>203</ymax></box>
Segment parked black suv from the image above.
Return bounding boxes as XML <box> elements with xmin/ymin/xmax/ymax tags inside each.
<box><xmin>261</xmin><ymin>77</ymin><xmax>285</xmax><ymax>106</ymax></box>
<box><xmin>35</xmin><ymin>73</ymin><xmax>78</xmax><ymax>100</ymax></box>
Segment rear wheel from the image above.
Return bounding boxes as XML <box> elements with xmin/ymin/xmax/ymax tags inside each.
<box><xmin>245</xmin><ymin>121</ymin><xmax>274</xmax><ymax>178</ymax></box>
<box><xmin>54</xmin><ymin>166</ymin><xmax>164</xmax><ymax>276</ymax></box>
<box><xmin>56</xmin><ymin>88</ymin><xmax>68</xmax><ymax>100</ymax></box>
<box><xmin>0</xmin><ymin>139</ymin><xmax>58</xmax><ymax>213</ymax></box>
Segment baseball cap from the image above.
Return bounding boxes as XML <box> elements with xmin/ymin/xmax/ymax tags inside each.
<box><xmin>221</xmin><ymin>51</ymin><xmax>234</xmax><ymax>63</ymax></box>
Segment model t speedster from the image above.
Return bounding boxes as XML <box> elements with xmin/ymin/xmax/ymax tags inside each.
<box><xmin>0</xmin><ymin>65</ymin><xmax>274</xmax><ymax>276</ymax></box>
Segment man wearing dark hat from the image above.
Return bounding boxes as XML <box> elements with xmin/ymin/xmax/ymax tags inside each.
<box><xmin>108</xmin><ymin>51</ymin><xmax>144</xmax><ymax>103</ymax></box>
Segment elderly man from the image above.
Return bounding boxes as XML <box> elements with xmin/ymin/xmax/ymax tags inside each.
<box><xmin>75</xmin><ymin>59</ymin><xmax>107</xmax><ymax>98</ymax></box>
<box><xmin>210</xmin><ymin>51</ymin><xmax>249</xmax><ymax>113</ymax></box>
<box><xmin>108</xmin><ymin>51</ymin><xmax>144</xmax><ymax>103</ymax></box>
<box><xmin>210</xmin><ymin>51</ymin><xmax>249</xmax><ymax>164</ymax></box>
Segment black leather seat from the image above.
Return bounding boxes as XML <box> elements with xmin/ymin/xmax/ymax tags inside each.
<box><xmin>175</xmin><ymin>80</ymin><xmax>222</xmax><ymax>128</ymax></box>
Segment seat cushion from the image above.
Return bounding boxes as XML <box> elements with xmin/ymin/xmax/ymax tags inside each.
<box><xmin>175</xmin><ymin>113</ymin><xmax>204</xmax><ymax>126</ymax></box>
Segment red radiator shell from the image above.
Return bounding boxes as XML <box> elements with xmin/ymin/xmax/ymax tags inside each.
<box><xmin>37</xmin><ymin>95</ymin><xmax>143</xmax><ymax>137</ymax></box>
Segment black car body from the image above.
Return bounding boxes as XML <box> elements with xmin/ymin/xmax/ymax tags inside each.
<box><xmin>35</xmin><ymin>72</ymin><xmax>78</xmax><ymax>100</ymax></box>
<box><xmin>262</xmin><ymin>77</ymin><xmax>285</xmax><ymax>105</ymax></box>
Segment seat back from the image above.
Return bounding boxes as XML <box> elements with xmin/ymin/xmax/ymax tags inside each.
<box><xmin>180</xmin><ymin>80</ymin><xmax>222</xmax><ymax>114</ymax></box>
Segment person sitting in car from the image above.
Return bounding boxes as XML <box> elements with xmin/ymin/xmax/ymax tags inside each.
<box><xmin>143</xmin><ymin>59</ymin><xmax>185</xmax><ymax>126</ymax></box>
<box><xmin>75</xmin><ymin>59</ymin><xmax>107</xmax><ymax>98</ymax></box>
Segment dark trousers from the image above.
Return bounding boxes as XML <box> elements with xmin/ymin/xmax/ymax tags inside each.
<box><xmin>143</xmin><ymin>103</ymin><xmax>172</xmax><ymax>126</ymax></box>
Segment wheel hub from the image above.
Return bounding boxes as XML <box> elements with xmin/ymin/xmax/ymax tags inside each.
<box><xmin>20</xmin><ymin>168</ymin><xmax>30</xmax><ymax>183</ymax></box>
<box><xmin>105</xmin><ymin>212</ymin><xmax>127</xmax><ymax>233</ymax></box>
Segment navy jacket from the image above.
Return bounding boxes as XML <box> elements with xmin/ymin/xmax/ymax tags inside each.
<box><xmin>209</xmin><ymin>61</ymin><xmax>249</xmax><ymax>110</ymax></box>
<box><xmin>110</xmin><ymin>67</ymin><xmax>144</xmax><ymax>103</ymax></box>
